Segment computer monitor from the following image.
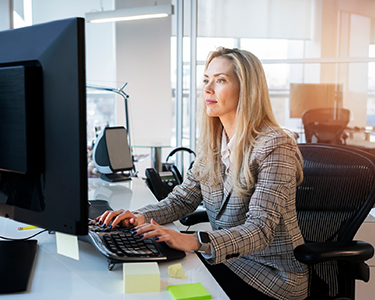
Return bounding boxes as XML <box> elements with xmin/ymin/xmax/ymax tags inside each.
<box><xmin>0</xmin><ymin>18</ymin><xmax>88</xmax><ymax>293</ymax></box>
<box><xmin>93</xmin><ymin>126</ymin><xmax>134</xmax><ymax>182</ymax></box>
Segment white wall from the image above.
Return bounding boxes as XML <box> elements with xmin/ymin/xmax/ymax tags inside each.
<box><xmin>19</xmin><ymin>0</ymin><xmax>173</xmax><ymax>176</ymax></box>
<box><xmin>32</xmin><ymin>0</ymin><xmax>116</xmax><ymax>86</ymax></box>
<box><xmin>115</xmin><ymin>0</ymin><xmax>172</xmax><ymax>149</ymax></box>
<box><xmin>0</xmin><ymin>0</ymin><xmax>11</xmax><ymax>30</ymax></box>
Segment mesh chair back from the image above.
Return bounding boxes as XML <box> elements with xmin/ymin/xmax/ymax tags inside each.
<box><xmin>296</xmin><ymin>144</ymin><xmax>375</xmax><ymax>298</ymax></box>
<box><xmin>302</xmin><ymin>108</ymin><xmax>350</xmax><ymax>144</ymax></box>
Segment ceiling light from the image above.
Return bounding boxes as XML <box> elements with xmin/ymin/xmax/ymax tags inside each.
<box><xmin>85</xmin><ymin>4</ymin><xmax>174</xmax><ymax>23</ymax></box>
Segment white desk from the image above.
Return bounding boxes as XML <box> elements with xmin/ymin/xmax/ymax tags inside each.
<box><xmin>1</xmin><ymin>177</ymin><xmax>229</xmax><ymax>299</ymax></box>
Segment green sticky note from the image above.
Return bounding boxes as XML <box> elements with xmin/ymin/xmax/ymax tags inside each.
<box><xmin>168</xmin><ymin>283</ymin><xmax>211</xmax><ymax>300</ymax></box>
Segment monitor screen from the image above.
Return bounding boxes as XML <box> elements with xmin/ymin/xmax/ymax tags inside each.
<box><xmin>93</xmin><ymin>126</ymin><xmax>134</xmax><ymax>174</ymax></box>
<box><xmin>105</xmin><ymin>127</ymin><xmax>133</xmax><ymax>171</ymax></box>
<box><xmin>0</xmin><ymin>17</ymin><xmax>88</xmax><ymax>236</ymax></box>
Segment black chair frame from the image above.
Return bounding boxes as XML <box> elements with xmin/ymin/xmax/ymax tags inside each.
<box><xmin>181</xmin><ymin>144</ymin><xmax>375</xmax><ymax>300</ymax></box>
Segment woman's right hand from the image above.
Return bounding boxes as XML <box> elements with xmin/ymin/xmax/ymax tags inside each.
<box><xmin>95</xmin><ymin>209</ymin><xmax>145</xmax><ymax>229</ymax></box>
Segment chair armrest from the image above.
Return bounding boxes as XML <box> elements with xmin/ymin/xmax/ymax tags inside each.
<box><xmin>179</xmin><ymin>210</ymin><xmax>209</xmax><ymax>226</ymax></box>
<box><xmin>294</xmin><ymin>240</ymin><xmax>374</xmax><ymax>265</ymax></box>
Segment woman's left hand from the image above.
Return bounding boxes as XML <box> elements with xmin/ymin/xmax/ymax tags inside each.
<box><xmin>131</xmin><ymin>219</ymin><xmax>201</xmax><ymax>252</ymax></box>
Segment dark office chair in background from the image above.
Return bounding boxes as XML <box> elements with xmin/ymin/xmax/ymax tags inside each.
<box><xmin>181</xmin><ymin>144</ymin><xmax>375</xmax><ymax>299</ymax></box>
<box><xmin>302</xmin><ymin>108</ymin><xmax>350</xmax><ymax>144</ymax></box>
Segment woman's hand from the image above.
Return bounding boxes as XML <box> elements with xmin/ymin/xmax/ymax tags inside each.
<box><xmin>131</xmin><ymin>219</ymin><xmax>202</xmax><ymax>252</ymax></box>
<box><xmin>95</xmin><ymin>209</ymin><xmax>145</xmax><ymax>229</ymax></box>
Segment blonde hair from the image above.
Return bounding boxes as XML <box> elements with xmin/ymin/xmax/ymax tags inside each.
<box><xmin>194</xmin><ymin>47</ymin><xmax>303</xmax><ymax>198</ymax></box>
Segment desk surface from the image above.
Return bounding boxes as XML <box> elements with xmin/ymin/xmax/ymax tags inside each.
<box><xmin>1</xmin><ymin>178</ymin><xmax>229</xmax><ymax>299</ymax></box>
<box><xmin>345</xmin><ymin>139</ymin><xmax>375</xmax><ymax>156</ymax></box>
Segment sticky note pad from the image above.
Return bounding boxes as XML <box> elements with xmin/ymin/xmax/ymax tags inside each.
<box><xmin>168</xmin><ymin>263</ymin><xmax>187</xmax><ymax>279</ymax></box>
<box><xmin>168</xmin><ymin>283</ymin><xmax>211</xmax><ymax>300</ymax></box>
<box><xmin>56</xmin><ymin>232</ymin><xmax>79</xmax><ymax>260</ymax></box>
<box><xmin>123</xmin><ymin>262</ymin><xmax>160</xmax><ymax>293</ymax></box>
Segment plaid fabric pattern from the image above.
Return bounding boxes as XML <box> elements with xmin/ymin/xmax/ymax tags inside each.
<box><xmin>136</xmin><ymin>130</ymin><xmax>308</xmax><ymax>300</ymax></box>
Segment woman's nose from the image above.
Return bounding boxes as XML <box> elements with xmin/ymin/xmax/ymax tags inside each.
<box><xmin>204</xmin><ymin>83</ymin><xmax>214</xmax><ymax>94</ymax></box>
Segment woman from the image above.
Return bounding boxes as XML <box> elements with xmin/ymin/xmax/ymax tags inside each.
<box><xmin>97</xmin><ymin>47</ymin><xmax>308</xmax><ymax>300</ymax></box>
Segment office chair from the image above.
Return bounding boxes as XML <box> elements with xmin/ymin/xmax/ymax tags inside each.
<box><xmin>294</xmin><ymin>144</ymin><xmax>375</xmax><ymax>299</ymax></box>
<box><xmin>181</xmin><ymin>144</ymin><xmax>375</xmax><ymax>300</ymax></box>
<box><xmin>302</xmin><ymin>108</ymin><xmax>350</xmax><ymax>144</ymax></box>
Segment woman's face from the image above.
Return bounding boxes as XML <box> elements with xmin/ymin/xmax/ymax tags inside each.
<box><xmin>203</xmin><ymin>57</ymin><xmax>240</xmax><ymax>124</ymax></box>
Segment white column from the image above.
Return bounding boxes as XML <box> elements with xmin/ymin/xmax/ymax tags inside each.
<box><xmin>0</xmin><ymin>0</ymin><xmax>12</xmax><ymax>30</ymax></box>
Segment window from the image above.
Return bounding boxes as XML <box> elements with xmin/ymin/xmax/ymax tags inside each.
<box><xmin>173</xmin><ymin>0</ymin><xmax>375</xmax><ymax>146</ymax></box>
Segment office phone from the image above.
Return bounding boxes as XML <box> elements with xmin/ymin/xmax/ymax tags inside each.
<box><xmin>145</xmin><ymin>168</ymin><xmax>181</xmax><ymax>201</ymax></box>
<box><xmin>145</xmin><ymin>147</ymin><xmax>195</xmax><ymax>201</ymax></box>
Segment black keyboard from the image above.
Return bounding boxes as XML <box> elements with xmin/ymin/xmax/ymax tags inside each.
<box><xmin>86</xmin><ymin>200</ymin><xmax>186</xmax><ymax>270</ymax></box>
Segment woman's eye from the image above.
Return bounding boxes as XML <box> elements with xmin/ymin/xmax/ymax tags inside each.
<box><xmin>217</xmin><ymin>78</ymin><xmax>225</xmax><ymax>83</ymax></box>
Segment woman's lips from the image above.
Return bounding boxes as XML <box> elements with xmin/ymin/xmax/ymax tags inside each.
<box><xmin>205</xmin><ymin>99</ymin><xmax>217</xmax><ymax>105</ymax></box>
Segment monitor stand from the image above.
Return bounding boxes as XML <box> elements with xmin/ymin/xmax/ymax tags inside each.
<box><xmin>0</xmin><ymin>240</ymin><xmax>37</xmax><ymax>294</ymax></box>
<box><xmin>100</xmin><ymin>172</ymin><xmax>132</xmax><ymax>182</ymax></box>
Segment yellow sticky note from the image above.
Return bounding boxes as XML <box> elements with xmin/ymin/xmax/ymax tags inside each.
<box><xmin>168</xmin><ymin>263</ymin><xmax>187</xmax><ymax>279</ymax></box>
<box><xmin>56</xmin><ymin>232</ymin><xmax>79</xmax><ymax>260</ymax></box>
<box><xmin>123</xmin><ymin>262</ymin><xmax>160</xmax><ymax>293</ymax></box>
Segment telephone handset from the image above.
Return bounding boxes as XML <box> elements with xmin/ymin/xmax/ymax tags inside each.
<box><xmin>145</xmin><ymin>147</ymin><xmax>195</xmax><ymax>201</ymax></box>
<box><xmin>145</xmin><ymin>168</ymin><xmax>181</xmax><ymax>201</ymax></box>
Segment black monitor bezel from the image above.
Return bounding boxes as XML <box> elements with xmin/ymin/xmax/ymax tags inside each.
<box><xmin>0</xmin><ymin>18</ymin><xmax>88</xmax><ymax>236</ymax></box>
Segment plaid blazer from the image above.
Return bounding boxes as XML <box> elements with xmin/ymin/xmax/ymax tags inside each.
<box><xmin>136</xmin><ymin>130</ymin><xmax>308</xmax><ymax>300</ymax></box>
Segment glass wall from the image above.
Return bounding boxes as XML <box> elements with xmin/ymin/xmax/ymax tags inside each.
<box><xmin>10</xmin><ymin>0</ymin><xmax>375</xmax><ymax>165</ymax></box>
<box><xmin>175</xmin><ymin>0</ymin><xmax>375</xmax><ymax>150</ymax></box>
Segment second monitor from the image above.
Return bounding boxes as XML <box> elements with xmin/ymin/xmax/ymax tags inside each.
<box><xmin>93</xmin><ymin>126</ymin><xmax>134</xmax><ymax>182</ymax></box>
